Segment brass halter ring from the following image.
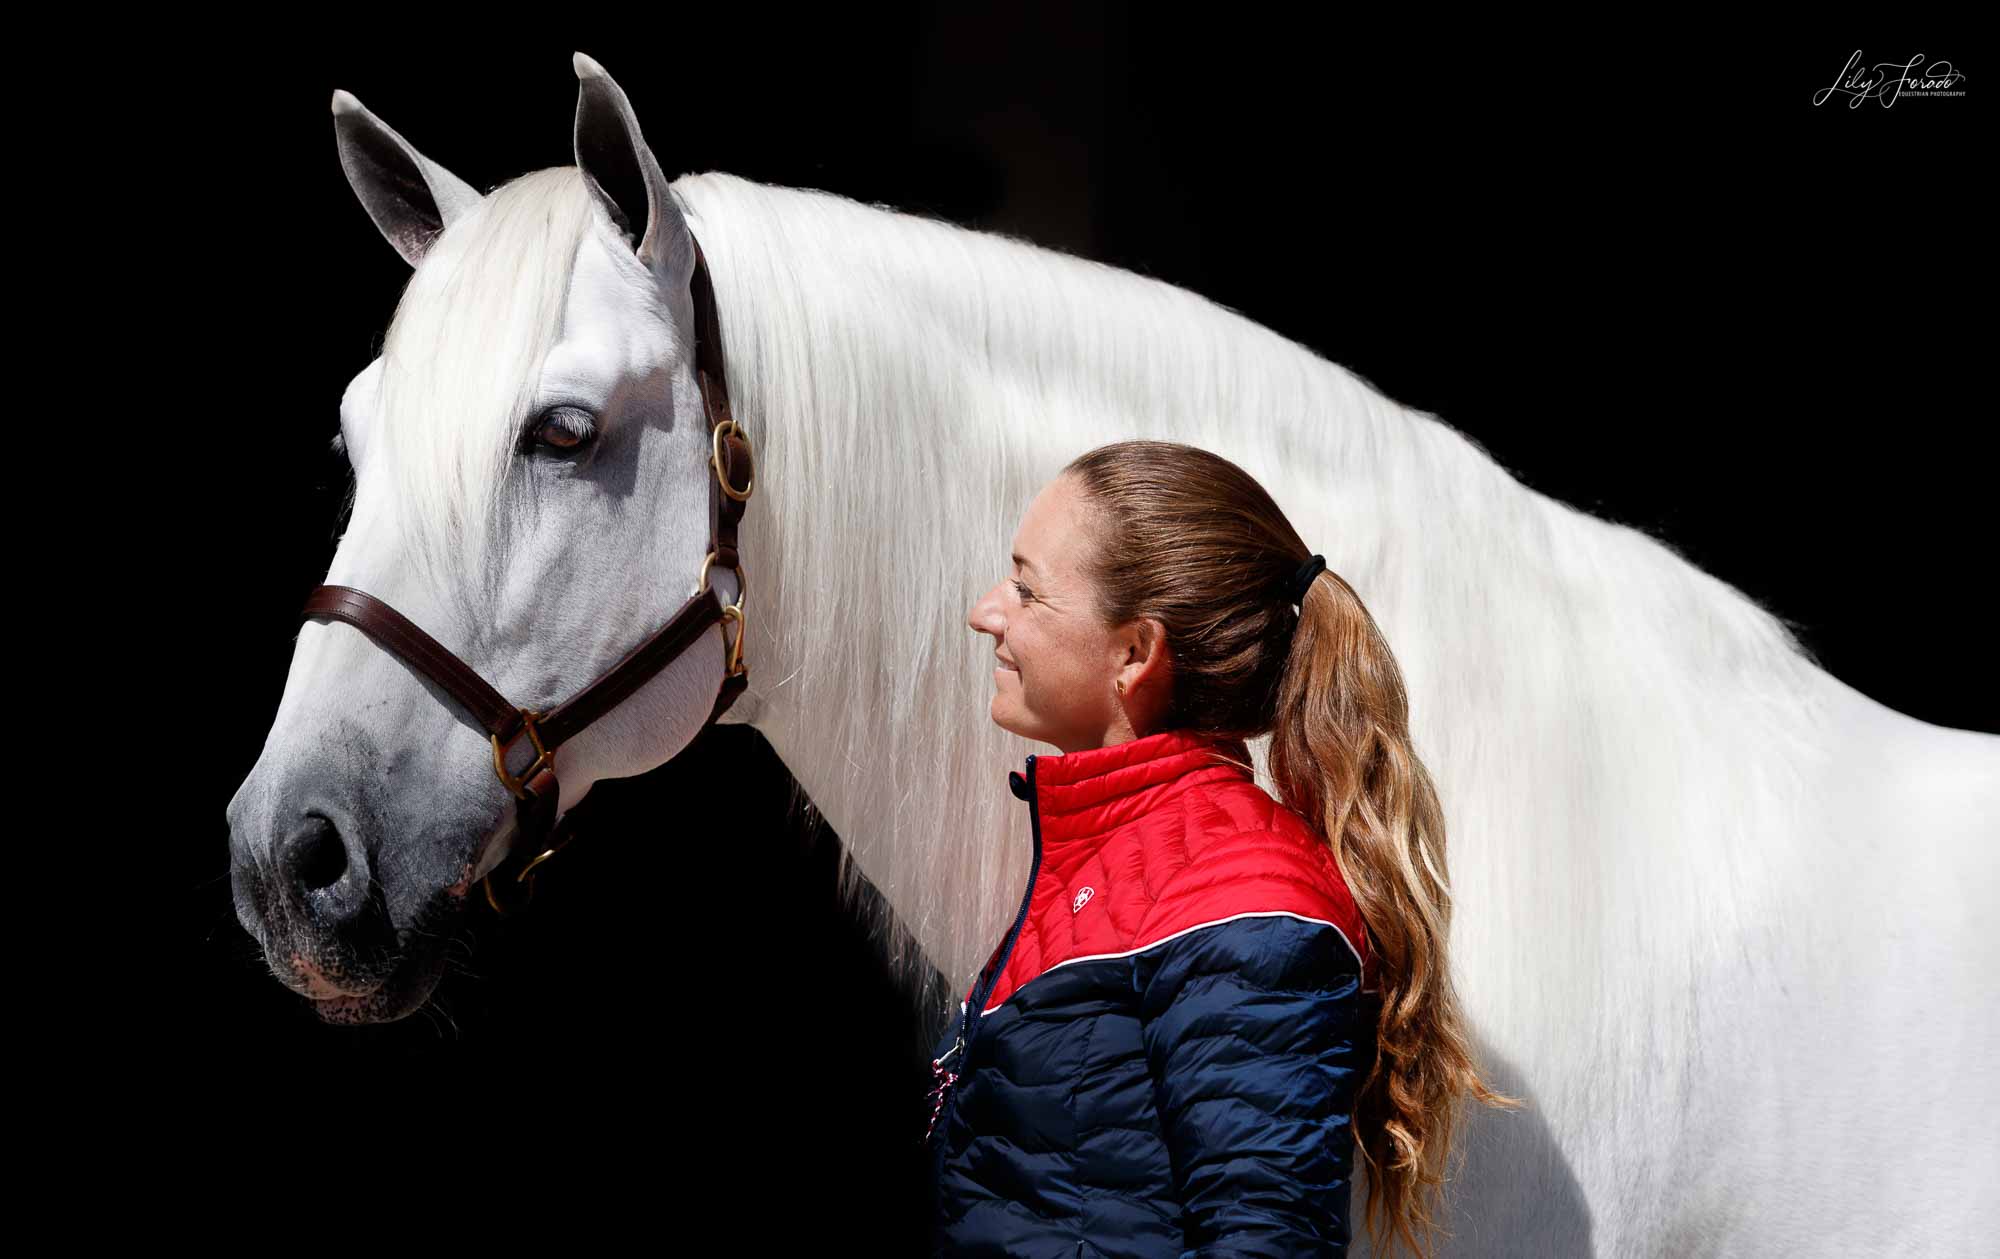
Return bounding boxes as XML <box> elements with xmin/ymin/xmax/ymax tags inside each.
<box><xmin>697</xmin><ymin>551</ymin><xmax>748</xmax><ymax>606</ymax></box>
<box><xmin>482</xmin><ymin>839</ymin><xmax>564</xmax><ymax>914</ymax></box>
<box><xmin>696</xmin><ymin>552</ymin><xmax>749</xmax><ymax>676</ymax></box>
<box><xmin>515</xmin><ymin>842</ymin><xmax>564</xmax><ymax>884</ymax></box>
<box><xmin>711</xmin><ymin>419</ymin><xmax>754</xmax><ymax>502</ymax></box>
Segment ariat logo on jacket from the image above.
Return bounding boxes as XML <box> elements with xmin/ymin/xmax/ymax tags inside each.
<box><xmin>1073</xmin><ymin>886</ymin><xmax>1095</xmax><ymax>914</ymax></box>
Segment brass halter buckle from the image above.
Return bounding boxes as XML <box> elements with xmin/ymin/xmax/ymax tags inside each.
<box><xmin>711</xmin><ymin>418</ymin><xmax>754</xmax><ymax>501</ymax></box>
<box><xmin>482</xmin><ymin>708</ymin><xmax>563</xmax><ymax>916</ymax></box>
<box><xmin>490</xmin><ymin>708</ymin><xmax>553</xmax><ymax>800</ymax></box>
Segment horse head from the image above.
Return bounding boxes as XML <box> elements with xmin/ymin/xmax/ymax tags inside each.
<box><xmin>225</xmin><ymin>54</ymin><xmax>742</xmax><ymax>1024</ymax></box>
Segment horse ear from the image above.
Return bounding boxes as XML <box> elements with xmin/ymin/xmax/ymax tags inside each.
<box><xmin>330</xmin><ymin>89</ymin><xmax>483</xmax><ymax>269</ymax></box>
<box><xmin>571</xmin><ymin>52</ymin><xmax>695</xmax><ymax>287</ymax></box>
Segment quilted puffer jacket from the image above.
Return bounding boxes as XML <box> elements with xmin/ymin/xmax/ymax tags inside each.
<box><xmin>925</xmin><ymin>727</ymin><xmax>1381</xmax><ymax>1258</ymax></box>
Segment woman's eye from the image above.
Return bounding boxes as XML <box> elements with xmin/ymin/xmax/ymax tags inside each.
<box><xmin>528</xmin><ymin>408</ymin><xmax>597</xmax><ymax>453</ymax></box>
<box><xmin>1011</xmin><ymin>579</ymin><xmax>1035</xmax><ymax>602</ymax></box>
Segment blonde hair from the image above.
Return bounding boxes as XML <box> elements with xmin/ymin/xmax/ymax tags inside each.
<box><xmin>1063</xmin><ymin>438</ymin><xmax>1521</xmax><ymax>1258</ymax></box>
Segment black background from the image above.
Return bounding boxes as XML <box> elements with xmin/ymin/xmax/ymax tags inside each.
<box><xmin>88</xmin><ymin>13</ymin><xmax>1984</xmax><ymax>1246</ymax></box>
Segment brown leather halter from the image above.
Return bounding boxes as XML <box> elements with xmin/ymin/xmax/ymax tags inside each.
<box><xmin>298</xmin><ymin>236</ymin><xmax>753</xmax><ymax>915</ymax></box>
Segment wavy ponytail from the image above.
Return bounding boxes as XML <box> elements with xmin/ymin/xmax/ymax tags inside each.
<box><xmin>1269</xmin><ymin>564</ymin><xmax>1521</xmax><ymax>1259</ymax></box>
<box><xmin>1063</xmin><ymin>439</ymin><xmax>1519</xmax><ymax>1259</ymax></box>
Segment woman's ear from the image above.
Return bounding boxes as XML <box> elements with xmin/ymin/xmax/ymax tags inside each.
<box><xmin>1117</xmin><ymin>617</ymin><xmax>1171</xmax><ymax>698</ymax></box>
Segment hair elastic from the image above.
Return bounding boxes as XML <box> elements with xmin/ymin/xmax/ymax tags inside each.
<box><xmin>1286</xmin><ymin>554</ymin><xmax>1326</xmax><ymax>605</ymax></box>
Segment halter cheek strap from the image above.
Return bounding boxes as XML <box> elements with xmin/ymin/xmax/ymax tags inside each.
<box><xmin>299</xmin><ymin>236</ymin><xmax>753</xmax><ymax>914</ymax></box>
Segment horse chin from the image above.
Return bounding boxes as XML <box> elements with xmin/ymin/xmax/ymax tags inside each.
<box><xmin>307</xmin><ymin>929</ymin><xmax>454</xmax><ymax>1025</ymax></box>
<box><xmin>289</xmin><ymin>878</ymin><xmax>475</xmax><ymax>1026</ymax></box>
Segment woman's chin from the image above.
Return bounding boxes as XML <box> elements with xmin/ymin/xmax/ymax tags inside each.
<box><xmin>988</xmin><ymin>699</ymin><xmax>1025</xmax><ymax>739</ymax></box>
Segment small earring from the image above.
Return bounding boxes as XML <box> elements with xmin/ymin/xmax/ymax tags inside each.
<box><xmin>1115</xmin><ymin>680</ymin><xmax>1126</xmax><ymax>696</ymax></box>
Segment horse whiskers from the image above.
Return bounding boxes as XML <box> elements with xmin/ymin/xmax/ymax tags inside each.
<box><xmin>439</xmin><ymin>955</ymin><xmax>484</xmax><ymax>983</ymax></box>
<box><xmin>187</xmin><ymin>868</ymin><xmax>234</xmax><ymax>892</ymax></box>
<box><xmin>415</xmin><ymin>992</ymin><xmax>461</xmax><ymax>1041</ymax></box>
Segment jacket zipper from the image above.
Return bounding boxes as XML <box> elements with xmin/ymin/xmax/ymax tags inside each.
<box><xmin>926</xmin><ymin>753</ymin><xmax>1044</xmax><ymax>1147</ymax></box>
<box><xmin>975</xmin><ymin>753</ymin><xmax>1044</xmax><ymax>1024</ymax></box>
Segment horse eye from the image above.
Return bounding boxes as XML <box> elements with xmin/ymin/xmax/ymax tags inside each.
<box><xmin>529</xmin><ymin>408</ymin><xmax>597</xmax><ymax>453</ymax></box>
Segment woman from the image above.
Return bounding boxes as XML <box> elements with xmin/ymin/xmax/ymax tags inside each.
<box><xmin>925</xmin><ymin>440</ymin><xmax>1516</xmax><ymax>1258</ymax></box>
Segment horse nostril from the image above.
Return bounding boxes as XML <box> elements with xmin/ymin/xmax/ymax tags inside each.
<box><xmin>280</xmin><ymin>813</ymin><xmax>349</xmax><ymax>896</ymax></box>
<box><xmin>272</xmin><ymin>811</ymin><xmax>381</xmax><ymax>939</ymax></box>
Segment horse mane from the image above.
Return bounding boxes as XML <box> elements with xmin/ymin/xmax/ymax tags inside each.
<box><xmin>661</xmin><ymin>169</ymin><xmax>1837</xmax><ymax>1071</ymax></box>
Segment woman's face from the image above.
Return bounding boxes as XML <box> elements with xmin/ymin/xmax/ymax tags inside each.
<box><xmin>968</xmin><ymin>474</ymin><xmax>1166</xmax><ymax>753</ymax></box>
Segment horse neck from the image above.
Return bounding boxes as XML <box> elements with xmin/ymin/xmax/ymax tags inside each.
<box><xmin>680</xmin><ymin>174</ymin><xmax>1840</xmax><ymax>1013</ymax></box>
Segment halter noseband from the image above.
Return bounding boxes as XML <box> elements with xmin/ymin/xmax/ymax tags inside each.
<box><xmin>298</xmin><ymin>236</ymin><xmax>753</xmax><ymax>914</ymax></box>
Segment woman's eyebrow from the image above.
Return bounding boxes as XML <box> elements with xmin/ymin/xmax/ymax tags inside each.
<box><xmin>1012</xmin><ymin>553</ymin><xmax>1040</xmax><ymax>577</ymax></box>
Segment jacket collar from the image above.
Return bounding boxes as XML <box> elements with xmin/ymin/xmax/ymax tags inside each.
<box><xmin>1010</xmin><ymin>727</ymin><xmax>1255</xmax><ymax>849</ymax></box>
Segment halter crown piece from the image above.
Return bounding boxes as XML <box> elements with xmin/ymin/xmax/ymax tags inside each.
<box><xmin>296</xmin><ymin>236</ymin><xmax>753</xmax><ymax>916</ymax></box>
<box><xmin>1286</xmin><ymin>554</ymin><xmax>1327</xmax><ymax>605</ymax></box>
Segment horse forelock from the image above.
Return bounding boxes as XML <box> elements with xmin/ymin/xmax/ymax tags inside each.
<box><xmin>371</xmin><ymin>167</ymin><xmax>604</xmax><ymax>614</ymax></box>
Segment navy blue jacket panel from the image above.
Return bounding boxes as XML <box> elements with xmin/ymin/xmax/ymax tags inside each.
<box><xmin>926</xmin><ymin>730</ymin><xmax>1380</xmax><ymax>1257</ymax></box>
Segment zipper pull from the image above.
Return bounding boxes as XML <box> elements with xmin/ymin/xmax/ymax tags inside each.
<box><xmin>922</xmin><ymin>1034</ymin><xmax>966</xmax><ymax>1145</ymax></box>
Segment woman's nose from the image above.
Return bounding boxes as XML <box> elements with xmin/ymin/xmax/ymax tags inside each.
<box><xmin>968</xmin><ymin>582</ymin><xmax>1002</xmax><ymax>635</ymax></box>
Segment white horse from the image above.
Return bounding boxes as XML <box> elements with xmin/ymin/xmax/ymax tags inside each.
<box><xmin>226</xmin><ymin>54</ymin><xmax>1999</xmax><ymax>1256</ymax></box>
